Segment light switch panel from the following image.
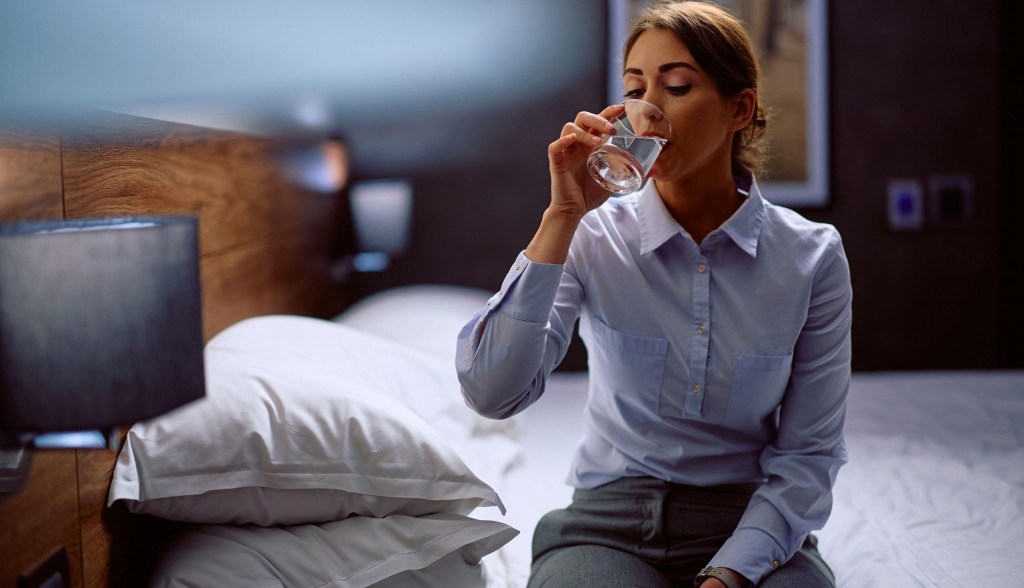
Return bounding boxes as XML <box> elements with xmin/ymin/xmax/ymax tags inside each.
<box><xmin>929</xmin><ymin>174</ymin><xmax>973</xmax><ymax>227</ymax></box>
<box><xmin>887</xmin><ymin>178</ymin><xmax>924</xmax><ymax>232</ymax></box>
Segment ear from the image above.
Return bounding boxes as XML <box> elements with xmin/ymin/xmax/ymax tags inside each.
<box><xmin>729</xmin><ymin>88</ymin><xmax>757</xmax><ymax>132</ymax></box>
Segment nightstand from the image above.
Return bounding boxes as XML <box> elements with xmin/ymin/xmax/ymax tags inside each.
<box><xmin>0</xmin><ymin>450</ymin><xmax>83</xmax><ymax>587</ymax></box>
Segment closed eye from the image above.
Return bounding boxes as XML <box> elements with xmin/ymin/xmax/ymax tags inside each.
<box><xmin>666</xmin><ymin>85</ymin><xmax>692</xmax><ymax>95</ymax></box>
<box><xmin>624</xmin><ymin>88</ymin><xmax>645</xmax><ymax>99</ymax></box>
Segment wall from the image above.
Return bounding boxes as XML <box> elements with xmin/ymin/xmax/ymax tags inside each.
<box><xmin>346</xmin><ymin>39</ymin><xmax>609</xmax><ymax>372</ymax></box>
<box><xmin>352</xmin><ymin>0</ymin><xmax>1010</xmax><ymax>372</ymax></box>
<box><xmin>998</xmin><ymin>0</ymin><xmax>1023</xmax><ymax>367</ymax></box>
<box><xmin>28</xmin><ymin>1</ymin><xmax>987</xmax><ymax>374</ymax></box>
<box><xmin>802</xmin><ymin>0</ymin><xmax>1003</xmax><ymax>370</ymax></box>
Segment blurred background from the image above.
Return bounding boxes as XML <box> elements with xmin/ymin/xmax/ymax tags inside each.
<box><xmin>0</xmin><ymin>0</ymin><xmax>1019</xmax><ymax>372</ymax></box>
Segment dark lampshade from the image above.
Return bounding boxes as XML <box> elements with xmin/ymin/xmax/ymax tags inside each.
<box><xmin>0</xmin><ymin>216</ymin><xmax>206</xmax><ymax>437</ymax></box>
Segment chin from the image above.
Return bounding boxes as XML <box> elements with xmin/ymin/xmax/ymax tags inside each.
<box><xmin>647</xmin><ymin>165</ymin><xmax>671</xmax><ymax>182</ymax></box>
<box><xmin>648</xmin><ymin>153</ymin><xmax>679</xmax><ymax>182</ymax></box>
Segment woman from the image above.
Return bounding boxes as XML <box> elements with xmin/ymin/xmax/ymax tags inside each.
<box><xmin>456</xmin><ymin>2</ymin><xmax>851</xmax><ymax>586</ymax></box>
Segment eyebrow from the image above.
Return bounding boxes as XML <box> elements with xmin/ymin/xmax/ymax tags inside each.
<box><xmin>623</xmin><ymin>62</ymin><xmax>699</xmax><ymax>76</ymax></box>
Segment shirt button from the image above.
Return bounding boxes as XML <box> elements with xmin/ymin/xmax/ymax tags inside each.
<box><xmin>697</xmin><ymin>325</ymin><xmax>706</xmax><ymax>334</ymax></box>
<box><xmin>772</xmin><ymin>560</ymin><xmax>780</xmax><ymax>569</ymax></box>
<box><xmin>691</xmin><ymin>384</ymin><xmax>700</xmax><ymax>393</ymax></box>
<box><xmin>709</xmin><ymin>234</ymin><xmax>717</xmax><ymax>241</ymax></box>
<box><xmin>514</xmin><ymin>263</ymin><xmax>521</xmax><ymax>270</ymax></box>
<box><xmin>697</xmin><ymin>264</ymin><xmax>706</xmax><ymax>273</ymax></box>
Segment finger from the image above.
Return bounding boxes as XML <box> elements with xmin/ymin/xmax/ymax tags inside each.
<box><xmin>598</xmin><ymin>103</ymin><xmax>626</xmax><ymax>121</ymax></box>
<box><xmin>549</xmin><ymin>132</ymin><xmax>576</xmax><ymax>153</ymax></box>
<box><xmin>572</xmin><ymin>111</ymin><xmax>616</xmax><ymax>135</ymax></box>
<box><xmin>560</xmin><ymin>122</ymin><xmax>604</xmax><ymax>146</ymax></box>
<box><xmin>548</xmin><ymin>133</ymin><xmax>578</xmax><ymax>166</ymax></box>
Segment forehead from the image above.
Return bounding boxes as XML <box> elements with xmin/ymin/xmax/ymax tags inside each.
<box><xmin>624</xmin><ymin>28</ymin><xmax>697</xmax><ymax>73</ymax></box>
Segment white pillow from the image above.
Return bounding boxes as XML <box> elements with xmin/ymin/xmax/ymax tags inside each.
<box><xmin>201</xmin><ymin>315</ymin><xmax>523</xmax><ymax>502</ymax></box>
<box><xmin>210</xmin><ymin>314</ymin><xmax>510</xmax><ymax>438</ymax></box>
<box><xmin>107</xmin><ymin>328</ymin><xmax>505</xmax><ymax>525</ymax></box>
<box><xmin>372</xmin><ymin>549</ymin><xmax>497</xmax><ymax>588</ymax></box>
<box><xmin>333</xmin><ymin>284</ymin><xmax>494</xmax><ymax>366</ymax></box>
<box><xmin>149</xmin><ymin>513</ymin><xmax>518</xmax><ymax>588</ymax></box>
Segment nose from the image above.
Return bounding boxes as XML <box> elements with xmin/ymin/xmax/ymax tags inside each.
<box><xmin>623</xmin><ymin>98</ymin><xmax>671</xmax><ymax>138</ymax></box>
<box><xmin>638</xmin><ymin>94</ymin><xmax>666</xmax><ymax>115</ymax></box>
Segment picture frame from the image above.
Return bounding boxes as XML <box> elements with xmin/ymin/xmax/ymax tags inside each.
<box><xmin>608</xmin><ymin>0</ymin><xmax>830</xmax><ymax>207</ymax></box>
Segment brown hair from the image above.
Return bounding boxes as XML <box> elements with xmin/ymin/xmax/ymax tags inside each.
<box><xmin>624</xmin><ymin>1</ymin><xmax>770</xmax><ymax>175</ymax></box>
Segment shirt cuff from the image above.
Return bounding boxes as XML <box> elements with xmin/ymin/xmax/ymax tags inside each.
<box><xmin>491</xmin><ymin>251</ymin><xmax>564</xmax><ymax>324</ymax></box>
<box><xmin>708</xmin><ymin>527</ymin><xmax>788</xmax><ymax>585</ymax></box>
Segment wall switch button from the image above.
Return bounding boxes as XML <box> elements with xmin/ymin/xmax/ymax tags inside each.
<box><xmin>887</xmin><ymin>178</ymin><xmax>924</xmax><ymax>232</ymax></box>
<box><xmin>929</xmin><ymin>174</ymin><xmax>973</xmax><ymax>227</ymax></box>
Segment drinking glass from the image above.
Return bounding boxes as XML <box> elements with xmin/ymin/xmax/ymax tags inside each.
<box><xmin>587</xmin><ymin>99</ymin><xmax>672</xmax><ymax>195</ymax></box>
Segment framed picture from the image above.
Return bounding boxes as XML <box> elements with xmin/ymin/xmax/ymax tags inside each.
<box><xmin>608</xmin><ymin>0</ymin><xmax>829</xmax><ymax>207</ymax></box>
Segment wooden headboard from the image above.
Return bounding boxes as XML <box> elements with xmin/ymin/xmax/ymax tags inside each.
<box><xmin>0</xmin><ymin>112</ymin><xmax>349</xmax><ymax>587</ymax></box>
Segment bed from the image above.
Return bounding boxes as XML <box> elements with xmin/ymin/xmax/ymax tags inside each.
<box><xmin>3</xmin><ymin>114</ymin><xmax>1023</xmax><ymax>587</ymax></box>
<box><xmin>125</xmin><ymin>282</ymin><xmax>1019</xmax><ymax>588</ymax></box>
<box><xmin>322</xmin><ymin>286</ymin><xmax>1024</xmax><ymax>588</ymax></box>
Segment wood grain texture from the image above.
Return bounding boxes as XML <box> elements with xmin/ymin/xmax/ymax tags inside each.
<box><xmin>59</xmin><ymin>111</ymin><xmax>345</xmax><ymax>341</ymax></box>
<box><xmin>76</xmin><ymin>449</ymin><xmax>117</xmax><ymax>587</ymax></box>
<box><xmin>61</xmin><ymin>112</ymin><xmax>289</xmax><ymax>255</ymax></box>
<box><xmin>0</xmin><ymin>124</ymin><xmax>64</xmax><ymax>222</ymax></box>
<box><xmin>0</xmin><ymin>451</ymin><xmax>83</xmax><ymax>587</ymax></box>
<box><xmin>200</xmin><ymin>233</ymin><xmax>342</xmax><ymax>340</ymax></box>
<box><xmin>77</xmin><ymin>449</ymin><xmax>181</xmax><ymax>587</ymax></box>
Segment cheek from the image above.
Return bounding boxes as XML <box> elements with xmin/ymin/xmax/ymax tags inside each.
<box><xmin>667</xmin><ymin>118</ymin><xmax>730</xmax><ymax>163</ymax></box>
<box><xmin>669</xmin><ymin>99</ymin><xmax>730</xmax><ymax>140</ymax></box>
<box><xmin>679</xmin><ymin>113</ymin><xmax>721</xmax><ymax>140</ymax></box>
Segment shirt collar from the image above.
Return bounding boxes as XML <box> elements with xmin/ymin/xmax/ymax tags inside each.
<box><xmin>637</xmin><ymin>181</ymin><xmax>683</xmax><ymax>255</ymax></box>
<box><xmin>720</xmin><ymin>169</ymin><xmax>764</xmax><ymax>258</ymax></box>
<box><xmin>636</xmin><ymin>168</ymin><xmax>765</xmax><ymax>258</ymax></box>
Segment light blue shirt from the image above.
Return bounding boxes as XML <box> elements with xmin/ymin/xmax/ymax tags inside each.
<box><xmin>456</xmin><ymin>173</ymin><xmax>852</xmax><ymax>584</ymax></box>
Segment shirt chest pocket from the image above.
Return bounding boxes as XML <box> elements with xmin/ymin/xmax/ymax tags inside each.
<box><xmin>588</xmin><ymin>318</ymin><xmax>670</xmax><ymax>422</ymax></box>
<box><xmin>724</xmin><ymin>353</ymin><xmax>793</xmax><ymax>432</ymax></box>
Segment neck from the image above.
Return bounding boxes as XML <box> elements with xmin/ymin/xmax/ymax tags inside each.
<box><xmin>654</xmin><ymin>164</ymin><xmax>743</xmax><ymax>244</ymax></box>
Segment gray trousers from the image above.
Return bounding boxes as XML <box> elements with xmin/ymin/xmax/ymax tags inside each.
<box><xmin>528</xmin><ymin>477</ymin><xmax>835</xmax><ymax>587</ymax></box>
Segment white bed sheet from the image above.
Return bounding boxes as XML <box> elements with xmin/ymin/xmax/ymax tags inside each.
<box><xmin>505</xmin><ymin>370</ymin><xmax>1024</xmax><ymax>588</ymax></box>
<box><xmin>818</xmin><ymin>371</ymin><xmax>1024</xmax><ymax>587</ymax></box>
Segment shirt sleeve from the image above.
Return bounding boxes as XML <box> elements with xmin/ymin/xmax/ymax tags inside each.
<box><xmin>455</xmin><ymin>250</ymin><xmax>584</xmax><ymax>420</ymax></box>
<box><xmin>709</xmin><ymin>230</ymin><xmax>853</xmax><ymax>584</ymax></box>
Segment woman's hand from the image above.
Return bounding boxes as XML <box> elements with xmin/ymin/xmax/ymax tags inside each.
<box><xmin>546</xmin><ymin>104</ymin><xmax>625</xmax><ymax>220</ymax></box>
<box><xmin>526</xmin><ymin>104</ymin><xmax>626</xmax><ymax>264</ymax></box>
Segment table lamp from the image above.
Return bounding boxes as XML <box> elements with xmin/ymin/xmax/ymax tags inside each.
<box><xmin>331</xmin><ymin>178</ymin><xmax>413</xmax><ymax>281</ymax></box>
<box><xmin>0</xmin><ymin>216</ymin><xmax>206</xmax><ymax>458</ymax></box>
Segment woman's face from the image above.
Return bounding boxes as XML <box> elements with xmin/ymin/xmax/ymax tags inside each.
<box><xmin>623</xmin><ymin>28</ymin><xmax>743</xmax><ymax>183</ymax></box>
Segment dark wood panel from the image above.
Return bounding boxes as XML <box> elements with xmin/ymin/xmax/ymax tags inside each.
<box><xmin>0</xmin><ymin>124</ymin><xmax>65</xmax><ymax>222</ymax></box>
<box><xmin>200</xmin><ymin>233</ymin><xmax>346</xmax><ymax>341</ymax></box>
<box><xmin>77</xmin><ymin>449</ymin><xmax>117</xmax><ymax>588</ymax></box>
<box><xmin>0</xmin><ymin>451</ymin><xmax>83</xmax><ymax>588</ymax></box>
<box><xmin>59</xmin><ymin>111</ymin><xmax>333</xmax><ymax>256</ymax></box>
<box><xmin>77</xmin><ymin>449</ymin><xmax>180</xmax><ymax>588</ymax></box>
<box><xmin>813</xmin><ymin>0</ymin><xmax>1000</xmax><ymax>369</ymax></box>
<box><xmin>57</xmin><ymin>110</ymin><xmax>346</xmax><ymax>342</ymax></box>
